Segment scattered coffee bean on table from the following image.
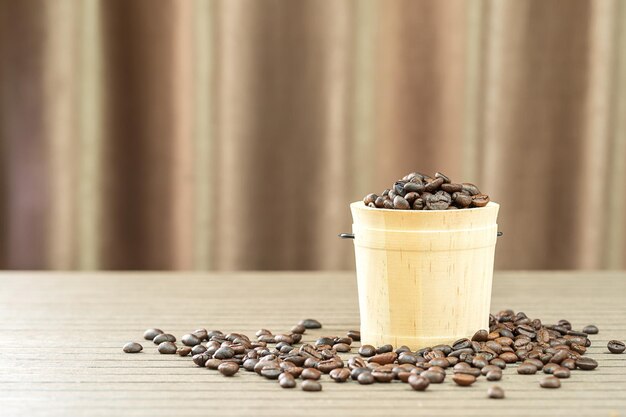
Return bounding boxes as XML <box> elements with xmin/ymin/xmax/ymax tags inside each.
<box><xmin>122</xmin><ymin>342</ymin><xmax>143</xmax><ymax>353</ymax></box>
<box><xmin>362</xmin><ymin>171</ymin><xmax>490</xmax><ymax>210</ymax></box>
<box><xmin>487</xmin><ymin>386</ymin><xmax>505</xmax><ymax>399</ymax></box>
<box><xmin>176</xmin><ymin>346</ymin><xmax>192</xmax><ymax>356</ymax></box>
<box><xmin>408</xmin><ymin>374</ymin><xmax>429</xmax><ymax>391</ymax></box>
<box><xmin>157</xmin><ymin>341</ymin><xmax>177</xmax><ymax>354</ymax></box>
<box><xmin>279</xmin><ymin>373</ymin><xmax>296</xmax><ymax>388</ymax></box>
<box><xmin>608</xmin><ymin>340</ymin><xmax>625</xmax><ymax>354</ymax></box>
<box><xmin>218</xmin><ymin>362</ymin><xmax>239</xmax><ymax>377</ymax></box>
<box><xmin>452</xmin><ymin>373</ymin><xmax>476</xmax><ymax>386</ymax></box>
<box><xmin>299</xmin><ymin>319</ymin><xmax>322</xmax><ymax>329</ymax></box>
<box><xmin>143</xmin><ymin>328</ymin><xmax>163</xmax><ymax>341</ymax></box>
<box><xmin>582</xmin><ymin>325</ymin><xmax>599</xmax><ymax>335</ymax></box>
<box><xmin>153</xmin><ymin>333</ymin><xmax>176</xmax><ymax>344</ymax></box>
<box><xmin>302</xmin><ymin>380</ymin><xmax>322</xmax><ymax>392</ymax></box>
<box><xmin>540</xmin><ymin>376</ymin><xmax>561</xmax><ymax>388</ymax></box>
<box><xmin>126</xmin><ymin>311</ymin><xmax>612</xmax><ymax>398</ymax></box>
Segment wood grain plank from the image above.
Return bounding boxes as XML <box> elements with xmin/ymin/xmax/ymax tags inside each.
<box><xmin>0</xmin><ymin>271</ymin><xmax>625</xmax><ymax>417</ymax></box>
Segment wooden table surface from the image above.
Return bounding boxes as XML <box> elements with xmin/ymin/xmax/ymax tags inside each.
<box><xmin>1</xmin><ymin>271</ymin><xmax>625</xmax><ymax>417</ymax></box>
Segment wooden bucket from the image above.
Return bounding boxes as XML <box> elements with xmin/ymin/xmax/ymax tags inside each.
<box><xmin>350</xmin><ymin>201</ymin><xmax>500</xmax><ymax>349</ymax></box>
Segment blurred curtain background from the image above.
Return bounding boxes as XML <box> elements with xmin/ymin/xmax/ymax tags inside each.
<box><xmin>1</xmin><ymin>0</ymin><xmax>625</xmax><ymax>270</ymax></box>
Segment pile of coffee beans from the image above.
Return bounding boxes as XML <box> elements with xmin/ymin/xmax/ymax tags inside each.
<box><xmin>124</xmin><ymin>312</ymin><xmax>622</xmax><ymax>398</ymax></box>
<box><xmin>362</xmin><ymin>172</ymin><xmax>489</xmax><ymax>210</ymax></box>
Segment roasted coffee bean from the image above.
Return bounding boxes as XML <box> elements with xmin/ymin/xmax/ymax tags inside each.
<box><xmin>348</xmin><ymin>356</ymin><xmax>367</xmax><ymax>369</ymax></box>
<box><xmin>176</xmin><ymin>346</ymin><xmax>192</xmax><ymax>356</ymax></box>
<box><xmin>346</xmin><ymin>330</ymin><xmax>360</xmax><ymax>341</ymax></box>
<box><xmin>153</xmin><ymin>334</ymin><xmax>176</xmax><ymax>344</ymax></box>
<box><xmin>557</xmin><ymin>319</ymin><xmax>572</xmax><ymax>330</ymax></box>
<box><xmin>368</xmin><ymin>352</ymin><xmax>397</xmax><ymax>365</ymax></box>
<box><xmin>454</xmin><ymin>193</ymin><xmax>472</xmax><ymax>208</ymax></box>
<box><xmin>181</xmin><ymin>334</ymin><xmax>201</xmax><ymax>347</ymax></box>
<box><xmin>242</xmin><ymin>358</ymin><xmax>259</xmax><ymax>371</ymax></box>
<box><xmin>193</xmin><ymin>353</ymin><xmax>210</xmax><ymax>367</ymax></box>
<box><xmin>370</xmin><ymin>369</ymin><xmax>393</xmax><ymax>383</ymax></box>
<box><xmin>218</xmin><ymin>362</ymin><xmax>239</xmax><ymax>376</ymax></box>
<box><xmin>517</xmin><ymin>363</ymin><xmax>537</xmax><ymax>375</ymax></box>
<box><xmin>357</xmin><ymin>345</ymin><xmax>376</xmax><ymax>358</ymax></box>
<box><xmin>398</xmin><ymin>352</ymin><xmax>418</xmax><ymax>365</ymax></box>
<box><xmin>315</xmin><ymin>337</ymin><xmax>334</xmax><ymax>346</ymax></box>
<box><xmin>260</xmin><ymin>367</ymin><xmax>282</xmax><ymax>379</ymax></box>
<box><xmin>393</xmin><ymin>196</ymin><xmax>410</xmax><ymax>210</ymax></box>
<box><xmin>123</xmin><ymin>342</ymin><xmax>143</xmax><ymax>353</ymax></box>
<box><xmin>299</xmin><ymin>319</ymin><xmax>322</xmax><ymax>329</ymax></box>
<box><xmin>157</xmin><ymin>341</ymin><xmax>177</xmax><ymax>354</ymax></box>
<box><xmin>191</xmin><ymin>345</ymin><xmax>207</xmax><ymax>355</ymax></box>
<box><xmin>575</xmin><ymin>357</ymin><xmax>598</xmax><ymax>370</ymax></box>
<box><xmin>480</xmin><ymin>365</ymin><xmax>501</xmax><ymax>376</ymax></box>
<box><xmin>376</xmin><ymin>344</ymin><xmax>394</xmax><ymax>354</ymax></box>
<box><xmin>288</xmin><ymin>324</ymin><xmax>305</xmax><ymax>335</ymax></box>
<box><xmin>454</xmin><ymin>367</ymin><xmax>481</xmax><ymax>378</ymax></box>
<box><xmin>334</xmin><ymin>343</ymin><xmax>351</xmax><ymax>353</ymax></box>
<box><xmin>363</xmin><ymin>193</ymin><xmax>377</xmax><ymax>205</ymax></box>
<box><xmin>424</xmin><ymin>177</ymin><xmax>444</xmax><ymax>192</ymax></box>
<box><xmin>472</xmin><ymin>356</ymin><xmax>488</xmax><ymax>369</ymax></box>
<box><xmin>540</xmin><ymin>376</ymin><xmax>561</xmax><ymax>388</ymax></box>
<box><xmin>430</xmin><ymin>358</ymin><xmax>449</xmax><ymax>368</ymax></box>
<box><xmin>472</xmin><ymin>330</ymin><xmax>489</xmax><ymax>342</ymax></box>
<box><xmin>582</xmin><ymin>325</ymin><xmax>598</xmax><ymax>335</ymax></box>
<box><xmin>499</xmin><ymin>352</ymin><xmax>518</xmax><ymax>363</ymax></box>
<box><xmin>561</xmin><ymin>358</ymin><xmax>576</xmax><ymax>370</ymax></box>
<box><xmin>301</xmin><ymin>368</ymin><xmax>322</xmax><ymax>380</ymax></box>
<box><xmin>490</xmin><ymin>358</ymin><xmax>506</xmax><ymax>369</ymax></box>
<box><xmin>425</xmin><ymin>191</ymin><xmax>451</xmax><ymax>210</ymax></box>
<box><xmin>329</xmin><ymin>368</ymin><xmax>350</xmax><ymax>382</ymax></box>
<box><xmin>524</xmin><ymin>358</ymin><xmax>544</xmax><ymax>370</ymax></box>
<box><xmin>486</xmin><ymin>370</ymin><xmax>502</xmax><ymax>381</ymax></box>
<box><xmin>213</xmin><ymin>347</ymin><xmax>235</xmax><ymax>359</ymax></box>
<box><xmin>608</xmin><ymin>340</ymin><xmax>625</xmax><ymax>354</ymax></box>
<box><xmin>441</xmin><ymin>183</ymin><xmax>462</xmax><ymax>193</ymax></box>
<box><xmin>553</xmin><ymin>367</ymin><xmax>570</xmax><ymax>378</ymax></box>
<box><xmin>143</xmin><ymin>328</ymin><xmax>163</xmax><ymax>341</ymax></box>
<box><xmin>549</xmin><ymin>349</ymin><xmax>569</xmax><ymax>364</ymax></box>
<box><xmin>408</xmin><ymin>374</ymin><xmax>429</xmax><ymax>391</ymax></box>
<box><xmin>461</xmin><ymin>183</ymin><xmax>480</xmax><ymax>195</ymax></box>
<box><xmin>301</xmin><ymin>380</ymin><xmax>322</xmax><ymax>392</ymax></box>
<box><xmin>192</xmin><ymin>328</ymin><xmax>208</xmax><ymax>341</ymax></box>
<box><xmin>351</xmin><ymin>367</ymin><xmax>370</xmax><ymax>380</ymax></box>
<box><xmin>283</xmin><ymin>367</ymin><xmax>303</xmax><ymax>378</ymax></box>
<box><xmin>205</xmin><ymin>358</ymin><xmax>223</xmax><ymax>369</ymax></box>
<box><xmin>487</xmin><ymin>386</ymin><xmax>505</xmax><ymax>399</ymax></box>
<box><xmin>542</xmin><ymin>363</ymin><xmax>560</xmax><ymax>374</ymax></box>
<box><xmin>452</xmin><ymin>373</ymin><xmax>476</xmax><ymax>386</ymax></box>
<box><xmin>279</xmin><ymin>373</ymin><xmax>296</xmax><ymax>388</ymax></box>
<box><xmin>316</xmin><ymin>359</ymin><xmax>340</xmax><ymax>373</ymax></box>
<box><xmin>421</xmin><ymin>370</ymin><xmax>445</xmax><ymax>384</ymax></box>
<box><xmin>357</xmin><ymin>371</ymin><xmax>375</xmax><ymax>385</ymax></box>
<box><xmin>472</xmin><ymin>194</ymin><xmax>490</xmax><ymax>207</ymax></box>
<box><xmin>453</xmin><ymin>338</ymin><xmax>472</xmax><ymax>350</ymax></box>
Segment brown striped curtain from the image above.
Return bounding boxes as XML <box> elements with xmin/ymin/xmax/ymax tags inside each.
<box><xmin>1</xmin><ymin>0</ymin><xmax>625</xmax><ymax>271</ymax></box>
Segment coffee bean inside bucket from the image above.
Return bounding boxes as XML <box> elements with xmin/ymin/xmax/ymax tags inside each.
<box><xmin>363</xmin><ymin>171</ymin><xmax>490</xmax><ymax>210</ymax></box>
<box><xmin>123</xmin><ymin>310</ymin><xmax>609</xmax><ymax>397</ymax></box>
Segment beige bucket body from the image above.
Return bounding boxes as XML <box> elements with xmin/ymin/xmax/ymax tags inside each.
<box><xmin>350</xmin><ymin>201</ymin><xmax>500</xmax><ymax>349</ymax></box>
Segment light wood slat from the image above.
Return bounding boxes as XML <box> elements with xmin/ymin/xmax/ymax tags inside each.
<box><xmin>1</xmin><ymin>271</ymin><xmax>625</xmax><ymax>417</ymax></box>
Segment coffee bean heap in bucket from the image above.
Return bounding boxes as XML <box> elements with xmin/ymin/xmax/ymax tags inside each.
<box><xmin>124</xmin><ymin>311</ymin><xmax>622</xmax><ymax>397</ymax></box>
<box><xmin>362</xmin><ymin>171</ymin><xmax>489</xmax><ymax>210</ymax></box>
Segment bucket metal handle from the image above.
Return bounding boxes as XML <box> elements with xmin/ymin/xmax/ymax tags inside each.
<box><xmin>339</xmin><ymin>231</ymin><xmax>503</xmax><ymax>239</ymax></box>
